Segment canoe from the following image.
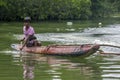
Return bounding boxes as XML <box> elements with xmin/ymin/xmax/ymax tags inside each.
<box><xmin>11</xmin><ymin>44</ymin><xmax>99</xmax><ymax>56</ymax></box>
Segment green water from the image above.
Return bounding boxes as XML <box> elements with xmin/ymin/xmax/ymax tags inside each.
<box><xmin>1</xmin><ymin>19</ymin><xmax>120</xmax><ymax>80</ymax></box>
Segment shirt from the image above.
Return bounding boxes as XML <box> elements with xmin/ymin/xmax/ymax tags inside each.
<box><xmin>23</xmin><ymin>26</ymin><xmax>35</xmax><ymax>38</ymax></box>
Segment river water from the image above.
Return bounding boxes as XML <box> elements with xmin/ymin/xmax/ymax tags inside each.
<box><xmin>1</xmin><ymin>23</ymin><xmax>120</xmax><ymax>80</ymax></box>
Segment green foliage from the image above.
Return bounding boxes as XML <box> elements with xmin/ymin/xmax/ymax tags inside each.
<box><xmin>90</xmin><ymin>0</ymin><xmax>120</xmax><ymax>19</ymax></box>
<box><xmin>0</xmin><ymin>0</ymin><xmax>6</xmax><ymax>6</ymax></box>
<box><xmin>0</xmin><ymin>0</ymin><xmax>91</xmax><ymax>21</ymax></box>
<box><xmin>0</xmin><ymin>0</ymin><xmax>120</xmax><ymax>21</ymax></box>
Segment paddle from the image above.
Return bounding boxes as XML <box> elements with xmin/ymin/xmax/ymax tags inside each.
<box><xmin>20</xmin><ymin>35</ymin><xmax>30</xmax><ymax>51</ymax></box>
<box><xmin>19</xmin><ymin>41</ymin><xmax>23</xmax><ymax>57</ymax></box>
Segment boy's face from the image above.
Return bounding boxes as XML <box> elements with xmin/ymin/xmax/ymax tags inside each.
<box><xmin>24</xmin><ymin>22</ymin><xmax>29</xmax><ymax>27</ymax></box>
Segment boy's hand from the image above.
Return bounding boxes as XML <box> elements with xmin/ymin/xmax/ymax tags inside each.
<box><xmin>20</xmin><ymin>47</ymin><xmax>23</xmax><ymax>51</ymax></box>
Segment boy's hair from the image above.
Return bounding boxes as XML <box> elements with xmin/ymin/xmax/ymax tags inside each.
<box><xmin>24</xmin><ymin>17</ymin><xmax>31</xmax><ymax>22</ymax></box>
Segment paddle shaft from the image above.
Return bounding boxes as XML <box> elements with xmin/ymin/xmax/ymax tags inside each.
<box><xmin>20</xmin><ymin>35</ymin><xmax>30</xmax><ymax>50</ymax></box>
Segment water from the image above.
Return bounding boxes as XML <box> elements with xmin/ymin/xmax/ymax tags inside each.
<box><xmin>1</xmin><ymin>22</ymin><xmax>120</xmax><ymax>80</ymax></box>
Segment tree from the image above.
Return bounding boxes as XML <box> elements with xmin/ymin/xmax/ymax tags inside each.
<box><xmin>1</xmin><ymin>0</ymin><xmax>120</xmax><ymax>21</ymax></box>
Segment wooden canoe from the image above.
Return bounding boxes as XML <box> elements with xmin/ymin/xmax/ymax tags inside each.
<box><xmin>11</xmin><ymin>44</ymin><xmax>99</xmax><ymax>56</ymax></box>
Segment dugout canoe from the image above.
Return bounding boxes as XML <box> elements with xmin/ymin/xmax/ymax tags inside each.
<box><xmin>11</xmin><ymin>44</ymin><xmax>99</xmax><ymax>56</ymax></box>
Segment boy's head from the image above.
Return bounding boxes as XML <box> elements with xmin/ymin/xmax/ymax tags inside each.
<box><xmin>24</xmin><ymin>17</ymin><xmax>31</xmax><ymax>27</ymax></box>
<box><xmin>24</xmin><ymin>17</ymin><xmax>31</xmax><ymax>22</ymax></box>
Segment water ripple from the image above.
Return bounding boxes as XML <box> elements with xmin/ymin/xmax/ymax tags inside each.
<box><xmin>11</xmin><ymin>24</ymin><xmax>120</xmax><ymax>80</ymax></box>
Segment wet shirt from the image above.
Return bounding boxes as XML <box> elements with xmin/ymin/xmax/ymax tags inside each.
<box><xmin>23</xmin><ymin>26</ymin><xmax>35</xmax><ymax>38</ymax></box>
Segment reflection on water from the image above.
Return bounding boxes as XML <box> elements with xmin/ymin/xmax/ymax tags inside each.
<box><xmin>22</xmin><ymin>54</ymin><xmax>36</xmax><ymax>80</ymax></box>
<box><xmin>6</xmin><ymin>51</ymin><xmax>95</xmax><ymax>80</ymax></box>
<box><xmin>1</xmin><ymin>24</ymin><xmax>120</xmax><ymax>80</ymax></box>
<box><xmin>96</xmin><ymin>55</ymin><xmax>120</xmax><ymax>80</ymax></box>
<box><xmin>6</xmin><ymin>51</ymin><xmax>120</xmax><ymax>80</ymax></box>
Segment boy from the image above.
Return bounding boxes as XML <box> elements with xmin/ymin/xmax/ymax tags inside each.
<box><xmin>20</xmin><ymin>17</ymin><xmax>41</xmax><ymax>50</ymax></box>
